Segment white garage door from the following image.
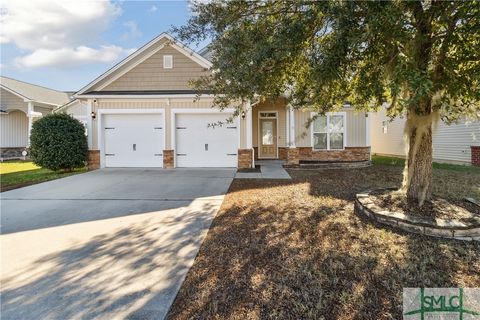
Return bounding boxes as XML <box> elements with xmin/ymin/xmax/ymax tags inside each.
<box><xmin>175</xmin><ymin>113</ymin><xmax>238</xmax><ymax>167</ymax></box>
<box><xmin>103</xmin><ymin>114</ymin><xmax>164</xmax><ymax>167</ymax></box>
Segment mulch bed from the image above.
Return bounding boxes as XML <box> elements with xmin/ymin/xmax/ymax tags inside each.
<box><xmin>167</xmin><ymin>165</ymin><xmax>480</xmax><ymax>320</ymax></box>
<box><xmin>369</xmin><ymin>190</ymin><xmax>480</xmax><ymax>222</ymax></box>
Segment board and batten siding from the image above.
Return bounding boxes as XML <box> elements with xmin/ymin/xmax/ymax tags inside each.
<box><xmin>0</xmin><ymin>110</ymin><xmax>28</xmax><ymax>147</ymax></box>
<box><xmin>294</xmin><ymin>109</ymin><xmax>368</xmax><ymax>147</ymax></box>
<box><xmin>1</xmin><ymin>88</ymin><xmax>29</xmax><ymax>148</ymax></box>
<box><xmin>371</xmin><ymin>109</ymin><xmax>480</xmax><ymax>164</ymax></box>
<box><xmin>100</xmin><ymin>45</ymin><xmax>209</xmax><ymax>92</ymax></box>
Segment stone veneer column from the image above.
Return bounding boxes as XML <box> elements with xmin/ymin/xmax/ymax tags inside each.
<box><xmin>471</xmin><ymin>146</ymin><xmax>480</xmax><ymax>167</ymax></box>
<box><xmin>238</xmin><ymin>149</ymin><xmax>253</xmax><ymax>169</ymax></box>
<box><xmin>286</xmin><ymin>148</ymin><xmax>299</xmax><ymax>166</ymax></box>
<box><xmin>163</xmin><ymin>150</ymin><xmax>174</xmax><ymax>168</ymax></box>
<box><xmin>87</xmin><ymin>150</ymin><xmax>100</xmax><ymax>170</ymax></box>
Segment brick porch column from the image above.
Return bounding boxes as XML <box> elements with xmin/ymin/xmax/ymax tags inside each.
<box><xmin>87</xmin><ymin>150</ymin><xmax>100</xmax><ymax>170</ymax></box>
<box><xmin>471</xmin><ymin>146</ymin><xmax>480</xmax><ymax>167</ymax></box>
<box><xmin>238</xmin><ymin>149</ymin><xmax>253</xmax><ymax>169</ymax></box>
<box><xmin>163</xmin><ymin>150</ymin><xmax>174</xmax><ymax>168</ymax></box>
<box><xmin>286</xmin><ymin>148</ymin><xmax>299</xmax><ymax>166</ymax></box>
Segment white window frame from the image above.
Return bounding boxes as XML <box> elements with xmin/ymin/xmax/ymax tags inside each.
<box><xmin>163</xmin><ymin>55</ymin><xmax>173</xmax><ymax>69</ymax></box>
<box><xmin>311</xmin><ymin>112</ymin><xmax>347</xmax><ymax>151</ymax></box>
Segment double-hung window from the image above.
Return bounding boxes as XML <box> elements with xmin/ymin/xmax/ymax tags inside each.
<box><xmin>312</xmin><ymin>112</ymin><xmax>346</xmax><ymax>150</ymax></box>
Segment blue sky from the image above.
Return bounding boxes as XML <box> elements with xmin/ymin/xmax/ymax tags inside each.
<box><xmin>0</xmin><ymin>0</ymin><xmax>207</xmax><ymax>91</ymax></box>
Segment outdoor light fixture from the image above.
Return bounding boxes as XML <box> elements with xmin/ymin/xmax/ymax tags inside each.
<box><xmin>241</xmin><ymin>111</ymin><xmax>246</xmax><ymax>120</ymax></box>
<box><xmin>91</xmin><ymin>111</ymin><xmax>96</xmax><ymax>119</ymax></box>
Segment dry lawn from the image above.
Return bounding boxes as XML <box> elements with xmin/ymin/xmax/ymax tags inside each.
<box><xmin>167</xmin><ymin>164</ymin><xmax>480</xmax><ymax>320</ymax></box>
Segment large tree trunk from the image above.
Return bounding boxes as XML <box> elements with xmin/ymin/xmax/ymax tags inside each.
<box><xmin>402</xmin><ymin>113</ymin><xmax>434</xmax><ymax>207</ymax></box>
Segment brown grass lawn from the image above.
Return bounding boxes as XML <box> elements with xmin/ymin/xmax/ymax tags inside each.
<box><xmin>167</xmin><ymin>164</ymin><xmax>480</xmax><ymax>320</ymax></box>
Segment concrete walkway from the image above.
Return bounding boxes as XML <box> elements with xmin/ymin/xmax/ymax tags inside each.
<box><xmin>235</xmin><ymin>160</ymin><xmax>291</xmax><ymax>179</ymax></box>
<box><xmin>1</xmin><ymin>168</ymin><xmax>234</xmax><ymax>320</ymax></box>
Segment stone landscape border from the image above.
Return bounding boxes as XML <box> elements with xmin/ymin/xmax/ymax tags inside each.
<box><xmin>355</xmin><ymin>188</ymin><xmax>480</xmax><ymax>241</ymax></box>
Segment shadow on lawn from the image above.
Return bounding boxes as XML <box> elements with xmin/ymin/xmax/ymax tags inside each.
<box><xmin>166</xmin><ymin>168</ymin><xmax>480</xmax><ymax>319</ymax></box>
<box><xmin>1</xmin><ymin>202</ymin><xmax>217</xmax><ymax>320</ymax></box>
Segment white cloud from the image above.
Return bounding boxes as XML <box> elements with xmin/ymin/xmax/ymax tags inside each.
<box><xmin>121</xmin><ymin>20</ymin><xmax>142</xmax><ymax>41</ymax></box>
<box><xmin>1</xmin><ymin>0</ymin><xmax>134</xmax><ymax>68</ymax></box>
<box><xmin>149</xmin><ymin>5</ymin><xmax>158</xmax><ymax>12</ymax></box>
<box><xmin>15</xmin><ymin>46</ymin><xmax>136</xmax><ymax>68</ymax></box>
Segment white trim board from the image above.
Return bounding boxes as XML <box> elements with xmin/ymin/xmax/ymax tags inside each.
<box><xmin>76</xmin><ymin>94</ymin><xmax>217</xmax><ymax>99</ymax></box>
<box><xmin>97</xmin><ymin>108</ymin><xmax>166</xmax><ymax>168</ymax></box>
<box><xmin>310</xmin><ymin>111</ymin><xmax>347</xmax><ymax>151</ymax></box>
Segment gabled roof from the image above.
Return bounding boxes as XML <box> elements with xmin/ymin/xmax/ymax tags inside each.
<box><xmin>0</xmin><ymin>76</ymin><xmax>71</xmax><ymax>106</ymax></box>
<box><xmin>76</xmin><ymin>33</ymin><xmax>213</xmax><ymax>96</ymax></box>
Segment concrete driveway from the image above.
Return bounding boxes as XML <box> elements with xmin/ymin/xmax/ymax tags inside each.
<box><xmin>1</xmin><ymin>168</ymin><xmax>235</xmax><ymax>320</ymax></box>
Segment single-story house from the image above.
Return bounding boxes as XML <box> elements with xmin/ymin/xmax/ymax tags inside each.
<box><xmin>370</xmin><ymin>107</ymin><xmax>480</xmax><ymax>165</ymax></box>
<box><xmin>0</xmin><ymin>76</ymin><xmax>71</xmax><ymax>159</ymax></box>
<box><xmin>60</xmin><ymin>33</ymin><xmax>371</xmax><ymax>169</ymax></box>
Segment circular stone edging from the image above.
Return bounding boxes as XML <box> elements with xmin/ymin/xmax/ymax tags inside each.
<box><xmin>355</xmin><ymin>188</ymin><xmax>480</xmax><ymax>241</ymax></box>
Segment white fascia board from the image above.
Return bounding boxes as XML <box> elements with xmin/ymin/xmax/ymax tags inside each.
<box><xmin>75</xmin><ymin>32</ymin><xmax>212</xmax><ymax>96</ymax></box>
<box><xmin>75</xmin><ymin>94</ymin><xmax>218</xmax><ymax>99</ymax></box>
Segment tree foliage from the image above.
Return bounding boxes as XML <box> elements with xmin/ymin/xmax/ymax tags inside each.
<box><xmin>177</xmin><ymin>1</ymin><xmax>479</xmax><ymax>119</ymax></box>
<box><xmin>176</xmin><ymin>0</ymin><xmax>480</xmax><ymax>206</ymax></box>
<box><xmin>30</xmin><ymin>113</ymin><xmax>88</xmax><ymax>171</ymax></box>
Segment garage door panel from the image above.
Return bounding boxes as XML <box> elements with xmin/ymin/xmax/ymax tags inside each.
<box><xmin>103</xmin><ymin>114</ymin><xmax>164</xmax><ymax>167</ymax></box>
<box><xmin>176</xmin><ymin>113</ymin><xmax>238</xmax><ymax>167</ymax></box>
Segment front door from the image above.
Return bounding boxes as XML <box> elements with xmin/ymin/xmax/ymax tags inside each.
<box><xmin>259</xmin><ymin>118</ymin><xmax>277</xmax><ymax>158</ymax></box>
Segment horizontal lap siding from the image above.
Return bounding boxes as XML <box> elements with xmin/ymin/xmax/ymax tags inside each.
<box><xmin>371</xmin><ymin>109</ymin><xmax>480</xmax><ymax>164</ymax></box>
<box><xmin>432</xmin><ymin>120</ymin><xmax>480</xmax><ymax>163</ymax></box>
<box><xmin>295</xmin><ymin>109</ymin><xmax>367</xmax><ymax>147</ymax></box>
<box><xmin>0</xmin><ymin>110</ymin><xmax>28</xmax><ymax>147</ymax></box>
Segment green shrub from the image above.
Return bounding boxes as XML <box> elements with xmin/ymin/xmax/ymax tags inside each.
<box><xmin>29</xmin><ymin>113</ymin><xmax>88</xmax><ymax>171</ymax></box>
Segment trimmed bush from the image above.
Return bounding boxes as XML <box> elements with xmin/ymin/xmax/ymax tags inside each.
<box><xmin>30</xmin><ymin>113</ymin><xmax>88</xmax><ymax>171</ymax></box>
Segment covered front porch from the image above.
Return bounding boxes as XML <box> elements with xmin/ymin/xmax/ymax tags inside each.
<box><xmin>237</xmin><ymin>98</ymin><xmax>371</xmax><ymax>169</ymax></box>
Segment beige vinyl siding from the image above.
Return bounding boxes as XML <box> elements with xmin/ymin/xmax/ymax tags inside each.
<box><xmin>1</xmin><ymin>110</ymin><xmax>28</xmax><ymax>147</ymax></box>
<box><xmin>92</xmin><ymin>97</ymin><xmax>241</xmax><ymax>150</ymax></box>
<box><xmin>252</xmin><ymin>98</ymin><xmax>287</xmax><ymax>148</ymax></box>
<box><xmin>370</xmin><ymin>109</ymin><xmax>406</xmax><ymax>157</ymax></box>
<box><xmin>91</xmin><ymin>38</ymin><xmax>169</xmax><ymax>91</ymax></box>
<box><xmin>371</xmin><ymin>109</ymin><xmax>480</xmax><ymax>164</ymax></box>
<box><xmin>432</xmin><ymin>120</ymin><xmax>480</xmax><ymax>164</ymax></box>
<box><xmin>346</xmin><ymin>111</ymin><xmax>367</xmax><ymax>147</ymax></box>
<box><xmin>1</xmin><ymin>88</ymin><xmax>28</xmax><ymax>112</ymax></box>
<box><xmin>63</xmin><ymin>100</ymin><xmax>88</xmax><ymax>119</ymax></box>
<box><xmin>34</xmin><ymin>106</ymin><xmax>52</xmax><ymax>116</ymax></box>
<box><xmin>295</xmin><ymin>108</ymin><xmax>367</xmax><ymax>147</ymax></box>
<box><xmin>101</xmin><ymin>45</ymin><xmax>209</xmax><ymax>92</ymax></box>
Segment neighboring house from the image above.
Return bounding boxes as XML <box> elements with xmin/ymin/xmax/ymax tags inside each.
<box><xmin>0</xmin><ymin>76</ymin><xmax>72</xmax><ymax>159</ymax></box>
<box><xmin>370</xmin><ymin>107</ymin><xmax>480</xmax><ymax>165</ymax></box>
<box><xmin>60</xmin><ymin>32</ymin><xmax>370</xmax><ymax>169</ymax></box>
